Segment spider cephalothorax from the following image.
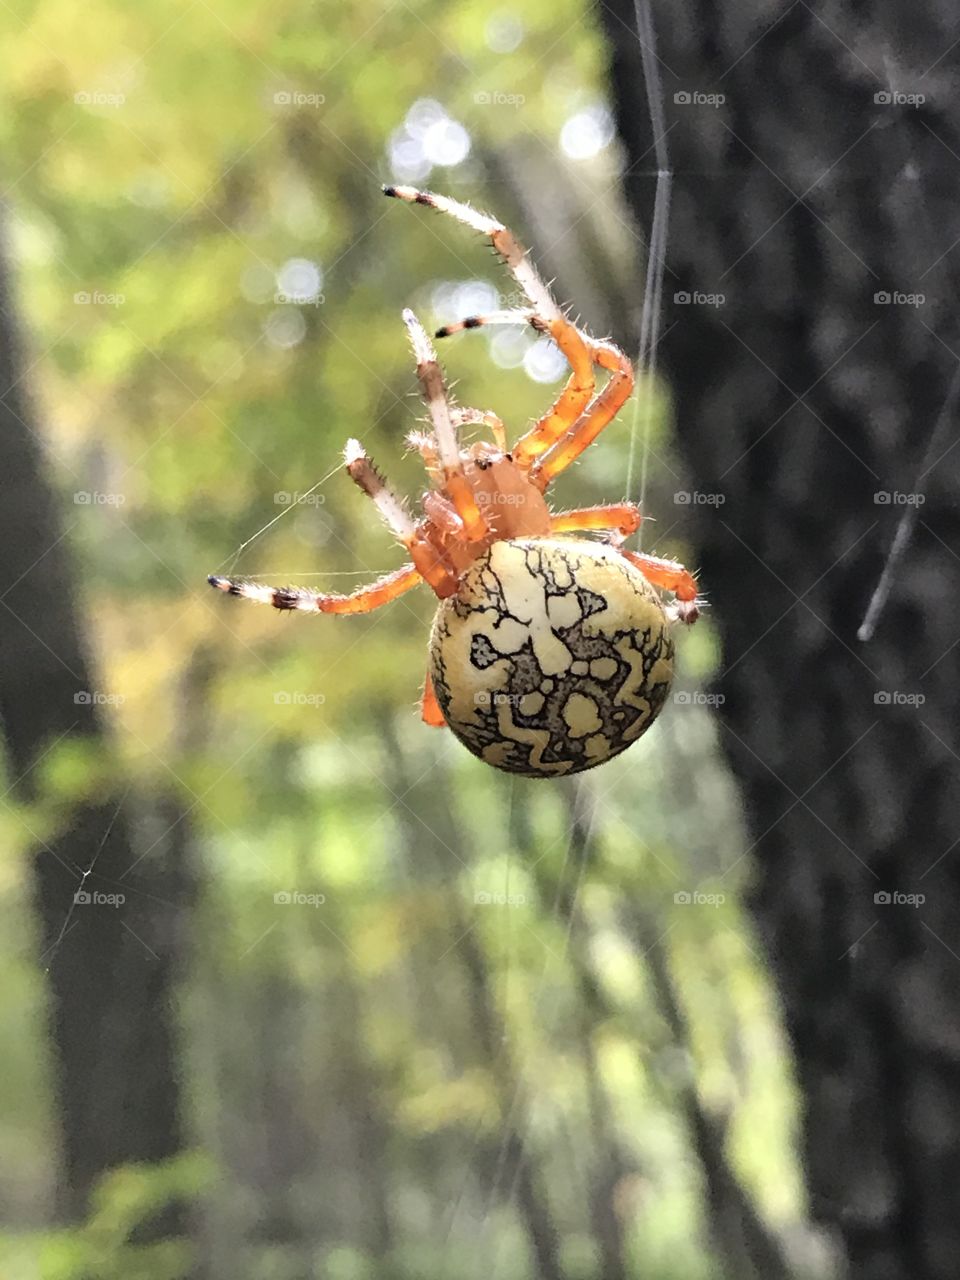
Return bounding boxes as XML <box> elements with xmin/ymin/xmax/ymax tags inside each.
<box><xmin>210</xmin><ymin>185</ymin><xmax>701</xmax><ymax>777</ymax></box>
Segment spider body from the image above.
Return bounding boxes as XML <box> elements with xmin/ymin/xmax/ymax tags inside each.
<box><xmin>430</xmin><ymin>539</ymin><xmax>674</xmax><ymax>776</ymax></box>
<box><xmin>210</xmin><ymin>185</ymin><xmax>702</xmax><ymax>776</ymax></box>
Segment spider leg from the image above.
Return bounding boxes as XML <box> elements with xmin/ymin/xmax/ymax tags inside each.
<box><xmin>549</xmin><ymin>503</ymin><xmax>642</xmax><ymax>543</ymax></box>
<box><xmin>402</xmin><ymin>309</ymin><xmax>488</xmax><ymax>541</ymax></box>
<box><xmin>208</xmin><ymin>563</ymin><xmax>422</xmax><ymax>614</ymax></box>
<box><xmin>384</xmin><ymin>185</ymin><xmax>562</xmax><ymax>322</ymax></box>
<box><xmin>618</xmin><ymin>548</ymin><xmax>700</xmax><ymax>624</ymax></box>
<box><xmin>344</xmin><ymin>437</ymin><xmax>459</xmax><ymax>596</ymax></box>
<box><xmin>451</xmin><ymin>406</ymin><xmax>507</xmax><ymax>452</ymax></box>
<box><xmin>530</xmin><ymin>340</ymin><xmax>635</xmax><ymax>489</ymax></box>
<box><xmin>420</xmin><ymin>669</ymin><xmax>446</xmax><ymax>727</ymax></box>
<box><xmin>436</xmin><ymin>310</ymin><xmax>597</xmax><ymax>468</ymax></box>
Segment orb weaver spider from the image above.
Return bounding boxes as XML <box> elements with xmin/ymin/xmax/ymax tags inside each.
<box><xmin>210</xmin><ymin>185</ymin><xmax>701</xmax><ymax>777</ymax></box>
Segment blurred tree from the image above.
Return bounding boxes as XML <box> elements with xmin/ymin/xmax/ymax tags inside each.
<box><xmin>0</xmin><ymin>234</ymin><xmax>191</xmax><ymax>1230</ymax></box>
<box><xmin>601</xmin><ymin>3</ymin><xmax>960</xmax><ymax>1277</ymax></box>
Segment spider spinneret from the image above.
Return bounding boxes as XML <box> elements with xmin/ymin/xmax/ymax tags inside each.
<box><xmin>209</xmin><ymin>184</ymin><xmax>701</xmax><ymax>777</ymax></box>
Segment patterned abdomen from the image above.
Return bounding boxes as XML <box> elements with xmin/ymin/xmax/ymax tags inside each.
<box><xmin>429</xmin><ymin>538</ymin><xmax>674</xmax><ymax>777</ymax></box>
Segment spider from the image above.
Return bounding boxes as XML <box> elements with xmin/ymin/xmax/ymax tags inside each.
<box><xmin>210</xmin><ymin>185</ymin><xmax>701</xmax><ymax>777</ymax></box>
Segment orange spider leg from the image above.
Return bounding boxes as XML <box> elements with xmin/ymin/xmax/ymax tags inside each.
<box><xmin>530</xmin><ymin>341</ymin><xmax>635</xmax><ymax>489</ymax></box>
<box><xmin>208</xmin><ymin>563</ymin><xmax>422</xmax><ymax>614</ymax></box>
<box><xmin>515</xmin><ymin>315</ymin><xmax>596</xmax><ymax>464</ymax></box>
<box><xmin>420</xmin><ymin>669</ymin><xmax>446</xmax><ymax>727</ymax></box>
<box><xmin>619</xmin><ymin>548</ymin><xmax>700</xmax><ymax>624</ymax></box>
<box><xmin>549</xmin><ymin>502</ymin><xmax>642</xmax><ymax>542</ymax></box>
<box><xmin>402</xmin><ymin>309</ymin><xmax>487</xmax><ymax>542</ymax></box>
<box><xmin>437</xmin><ymin>310</ymin><xmax>596</xmax><ymax>467</ymax></box>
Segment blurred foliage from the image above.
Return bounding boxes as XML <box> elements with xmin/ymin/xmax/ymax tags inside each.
<box><xmin>0</xmin><ymin>0</ymin><xmax>819</xmax><ymax>1276</ymax></box>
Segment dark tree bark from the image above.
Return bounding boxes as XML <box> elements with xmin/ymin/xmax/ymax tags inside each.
<box><xmin>0</xmin><ymin>228</ymin><xmax>191</xmax><ymax>1226</ymax></box>
<box><xmin>598</xmin><ymin>3</ymin><xmax>960</xmax><ymax>1278</ymax></box>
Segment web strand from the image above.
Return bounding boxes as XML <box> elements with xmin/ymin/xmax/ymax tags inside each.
<box><xmin>858</xmin><ymin>359</ymin><xmax>960</xmax><ymax>641</ymax></box>
<box><xmin>625</xmin><ymin>0</ymin><xmax>673</xmax><ymax>544</ymax></box>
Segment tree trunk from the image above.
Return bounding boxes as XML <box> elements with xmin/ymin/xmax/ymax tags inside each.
<box><xmin>0</xmin><ymin>231</ymin><xmax>191</xmax><ymax>1227</ymax></box>
<box><xmin>599</xmin><ymin>3</ymin><xmax>960</xmax><ymax>1277</ymax></box>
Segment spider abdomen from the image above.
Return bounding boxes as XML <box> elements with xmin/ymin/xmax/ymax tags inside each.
<box><xmin>429</xmin><ymin>538</ymin><xmax>675</xmax><ymax>777</ymax></box>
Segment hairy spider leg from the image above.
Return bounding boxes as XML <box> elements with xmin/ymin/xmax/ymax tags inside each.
<box><xmin>420</xmin><ymin>669</ymin><xmax>446</xmax><ymax>727</ymax></box>
<box><xmin>619</xmin><ymin>548</ymin><xmax>700</xmax><ymax>623</ymax></box>
<box><xmin>452</xmin><ymin>406</ymin><xmax>507</xmax><ymax>452</ymax></box>
<box><xmin>343</xmin><ymin>437</ymin><xmax>459</xmax><ymax>596</ymax></box>
<box><xmin>385</xmin><ymin>187</ymin><xmax>614</xmax><ymax>473</ymax></box>
<box><xmin>402</xmin><ymin>309</ymin><xmax>487</xmax><ymax>541</ymax></box>
<box><xmin>436</xmin><ymin>309</ymin><xmax>597</xmax><ymax>467</ymax></box>
<box><xmin>548</xmin><ymin>503</ymin><xmax>697</xmax><ymax>617</ymax></box>
<box><xmin>530</xmin><ymin>340</ymin><xmax>635</xmax><ymax>489</ymax></box>
<box><xmin>207</xmin><ymin>563</ymin><xmax>422</xmax><ymax>614</ymax></box>
<box><xmin>407</xmin><ymin>409</ymin><xmax>507</xmax><ymax>477</ymax></box>
<box><xmin>383</xmin><ymin>185</ymin><xmax>562</xmax><ymax>322</ymax></box>
<box><xmin>548</xmin><ymin>503</ymin><xmax>643</xmax><ymax>542</ymax></box>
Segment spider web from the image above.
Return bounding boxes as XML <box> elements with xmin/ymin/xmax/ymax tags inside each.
<box><xmin>37</xmin><ymin>0</ymin><xmax>681</xmax><ymax>1261</ymax></box>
